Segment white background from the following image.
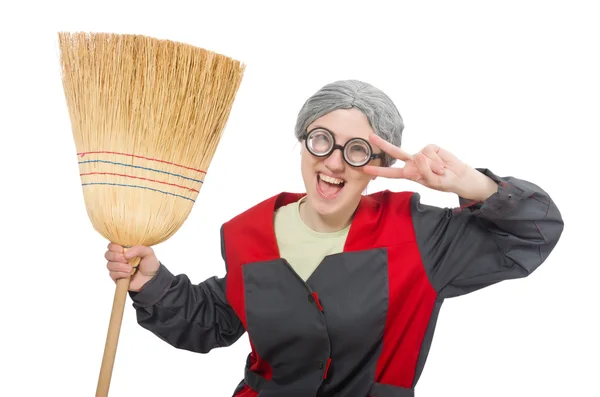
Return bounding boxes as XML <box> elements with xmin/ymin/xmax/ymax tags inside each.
<box><xmin>1</xmin><ymin>1</ymin><xmax>598</xmax><ymax>396</ymax></box>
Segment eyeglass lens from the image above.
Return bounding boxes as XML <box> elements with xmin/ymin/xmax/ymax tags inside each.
<box><xmin>307</xmin><ymin>129</ymin><xmax>372</xmax><ymax>166</ymax></box>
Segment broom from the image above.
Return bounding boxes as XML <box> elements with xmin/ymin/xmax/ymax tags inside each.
<box><xmin>57</xmin><ymin>31</ymin><xmax>245</xmax><ymax>396</ymax></box>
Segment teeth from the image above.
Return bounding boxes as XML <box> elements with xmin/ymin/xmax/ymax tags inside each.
<box><xmin>319</xmin><ymin>173</ymin><xmax>345</xmax><ymax>185</ymax></box>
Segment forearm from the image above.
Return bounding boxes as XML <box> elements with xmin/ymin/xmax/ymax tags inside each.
<box><xmin>413</xmin><ymin>168</ymin><xmax>564</xmax><ymax>298</ymax></box>
<box><xmin>130</xmin><ymin>264</ymin><xmax>245</xmax><ymax>353</ymax></box>
<box><xmin>458</xmin><ymin>169</ymin><xmax>564</xmax><ymax>266</ymax></box>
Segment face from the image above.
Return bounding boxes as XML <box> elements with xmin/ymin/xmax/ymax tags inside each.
<box><xmin>300</xmin><ymin>108</ymin><xmax>382</xmax><ymax>221</ymax></box>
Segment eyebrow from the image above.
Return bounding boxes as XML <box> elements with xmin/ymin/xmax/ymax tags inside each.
<box><xmin>311</xmin><ymin>125</ymin><xmax>338</xmax><ymax>136</ymax></box>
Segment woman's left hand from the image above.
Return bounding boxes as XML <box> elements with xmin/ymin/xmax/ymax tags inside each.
<box><xmin>363</xmin><ymin>133</ymin><xmax>498</xmax><ymax>202</ymax></box>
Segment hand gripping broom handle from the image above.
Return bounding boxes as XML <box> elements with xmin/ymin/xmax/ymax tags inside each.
<box><xmin>96</xmin><ymin>250</ymin><xmax>140</xmax><ymax>397</ymax></box>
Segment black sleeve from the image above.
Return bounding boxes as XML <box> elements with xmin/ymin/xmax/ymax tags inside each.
<box><xmin>128</xmin><ymin>263</ymin><xmax>246</xmax><ymax>353</ymax></box>
<box><xmin>411</xmin><ymin>168</ymin><xmax>564</xmax><ymax>299</ymax></box>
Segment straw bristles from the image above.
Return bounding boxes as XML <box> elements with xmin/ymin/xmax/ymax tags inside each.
<box><xmin>58</xmin><ymin>32</ymin><xmax>245</xmax><ymax>247</ymax></box>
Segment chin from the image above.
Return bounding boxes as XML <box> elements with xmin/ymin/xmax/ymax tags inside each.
<box><xmin>305</xmin><ymin>172</ymin><xmax>350</xmax><ymax>216</ymax></box>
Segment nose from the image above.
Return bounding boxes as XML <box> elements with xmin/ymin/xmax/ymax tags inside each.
<box><xmin>323</xmin><ymin>148</ymin><xmax>345</xmax><ymax>173</ymax></box>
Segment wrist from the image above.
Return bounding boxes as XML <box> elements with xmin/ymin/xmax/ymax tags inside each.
<box><xmin>130</xmin><ymin>264</ymin><xmax>160</xmax><ymax>292</ymax></box>
<box><xmin>454</xmin><ymin>167</ymin><xmax>498</xmax><ymax>202</ymax></box>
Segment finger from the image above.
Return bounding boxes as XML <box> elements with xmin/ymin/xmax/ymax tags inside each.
<box><xmin>107</xmin><ymin>261</ymin><xmax>133</xmax><ymax>273</ymax></box>
<box><xmin>422</xmin><ymin>145</ymin><xmax>445</xmax><ymax>175</ymax></box>
<box><xmin>105</xmin><ymin>250</ymin><xmax>127</xmax><ymax>263</ymax></box>
<box><xmin>362</xmin><ymin>165</ymin><xmax>408</xmax><ymax>179</ymax></box>
<box><xmin>415</xmin><ymin>152</ymin><xmax>436</xmax><ymax>184</ymax></box>
<box><xmin>435</xmin><ymin>146</ymin><xmax>460</xmax><ymax>163</ymax></box>
<box><xmin>422</xmin><ymin>144</ymin><xmax>443</xmax><ymax>165</ymax></box>
<box><xmin>124</xmin><ymin>244</ymin><xmax>154</xmax><ymax>260</ymax></box>
<box><xmin>368</xmin><ymin>133</ymin><xmax>413</xmax><ymax>162</ymax></box>
<box><xmin>109</xmin><ymin>271</ymin><xmax>132</xmax><ymax>282</ymax></box>
<box><xmin>107</xmin><ymin>243</ymin><xmax>124</xmax><ymax>253</ymax></box>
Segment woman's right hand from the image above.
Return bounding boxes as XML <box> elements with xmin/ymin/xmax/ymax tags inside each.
<box><xmin>105</xmin><ymin>243</ymin><xmax>160</xmax><ymax>292</ymax></box>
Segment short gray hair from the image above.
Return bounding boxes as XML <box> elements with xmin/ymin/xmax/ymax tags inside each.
<box><xmin>294</xmin><ymin>79</ymin><xmax>404</xmax><ymax>167</ymax></box>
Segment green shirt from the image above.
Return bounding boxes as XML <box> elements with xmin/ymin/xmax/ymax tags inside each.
<box><xmin>273</xmin><ymin>196</ymin><xmax>350</xmax><ymax>281</ymax></box>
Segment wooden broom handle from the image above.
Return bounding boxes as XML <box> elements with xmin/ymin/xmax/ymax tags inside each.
<box><xmin>96</xmin><ymin>253</ymin><xmax>139</xmax><ymax>396</ymax></box>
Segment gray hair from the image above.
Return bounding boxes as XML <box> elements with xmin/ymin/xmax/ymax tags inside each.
<box><xmin>294</xmin><ymin>79</ymin><xmax>404</xmax><ymax>167</ymax></box>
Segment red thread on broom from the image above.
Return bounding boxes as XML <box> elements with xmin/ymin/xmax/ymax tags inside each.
<box><xmin>78</xmin><ymin>151</ymin><xmax>207</xmax><ymax>174</ymax></box>
<box><xmin>80</xmin><ymin>172</ymin><xmax>200</xmax><ymax>192</ymax></box>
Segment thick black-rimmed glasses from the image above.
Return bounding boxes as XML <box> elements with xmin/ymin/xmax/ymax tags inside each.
<box><xmin>302</xmin><ymin>127</ymin><xmax>383</xmax><ymax>167</ymax></box>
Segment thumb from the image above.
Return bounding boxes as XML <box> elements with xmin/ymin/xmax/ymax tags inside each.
<box><xmin>124</xmin><ymin>244</ymin><xmax>154</xmax><ymax>260</ymax></box>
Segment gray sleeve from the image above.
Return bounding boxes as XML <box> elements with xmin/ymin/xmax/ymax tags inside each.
<box><xmin>411</xmin><ymin>168</ymin><xmax>564</xmax><ymax>299</ymax></box>
<box><xmin>128</xmin><ymin>263</ymin><xmax>246</xmax><ymax>353</ymax></box>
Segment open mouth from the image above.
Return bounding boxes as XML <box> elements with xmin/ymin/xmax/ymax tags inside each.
<box><xmin>316</xmin><ymin>172</ymin><xmax>346</xmax><ymax>199</ymax></box>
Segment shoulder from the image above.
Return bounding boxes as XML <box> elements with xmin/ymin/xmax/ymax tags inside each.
<box><xmin>220</xmin><ymin>192</ymin><xmax>301</xmax><ymax>266</ymax></box>
<box><xmin>362</xmin><ymin>189</ymin><xmax>452</xmax><ymax>238</ymax></box>
<box><xmin>359</xmin><ymin>189</ymin><xmax>420</xmax><ymax>232</ymax></box>
<box><xmin>222</xmin><ymin>192</ymin><xmax>304</xmax><ymax>231</ymax></box>
<box><xmin>363</xmin><ymin>189</ymin><xmax>419</xmax><ymax>215</ymax></box>
<box><xmin>367</xmin><ymin>189</ymin><xmax>454</xmax><ymax>216</ymax></box>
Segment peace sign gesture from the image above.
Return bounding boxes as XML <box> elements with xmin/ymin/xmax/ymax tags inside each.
<box><xmin>363</xmin><ymin>133</ymin><xmax>498</xmax><ymax>201</ymax></box>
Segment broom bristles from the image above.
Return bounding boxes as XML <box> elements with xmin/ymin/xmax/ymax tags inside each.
<box><xmin>58</xmin><ymin>32</ymin><xmax>245</xmax><ymax>247</ymax></box>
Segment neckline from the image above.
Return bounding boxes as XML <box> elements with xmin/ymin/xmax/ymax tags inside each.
<box><xmin>293</xmin><ymin>196</ymin><xmax>351</xmax><ymax>238</ymax></box>
<box><xmin>269</xmin><ymin>192</ymin><xmax>379</xmax><ymax>258</ymax></box>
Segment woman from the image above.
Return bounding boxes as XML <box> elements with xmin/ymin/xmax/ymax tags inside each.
<box><xmin>105</xmin><ymin>80</ymin><xmax>563</xmax><ymax>396</ymax></box>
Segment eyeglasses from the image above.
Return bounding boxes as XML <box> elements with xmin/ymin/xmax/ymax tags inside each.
<box><xmin>302</xmin><ymin>127</ymin><xmax>383</xmax><ymax>167</ymax></box>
